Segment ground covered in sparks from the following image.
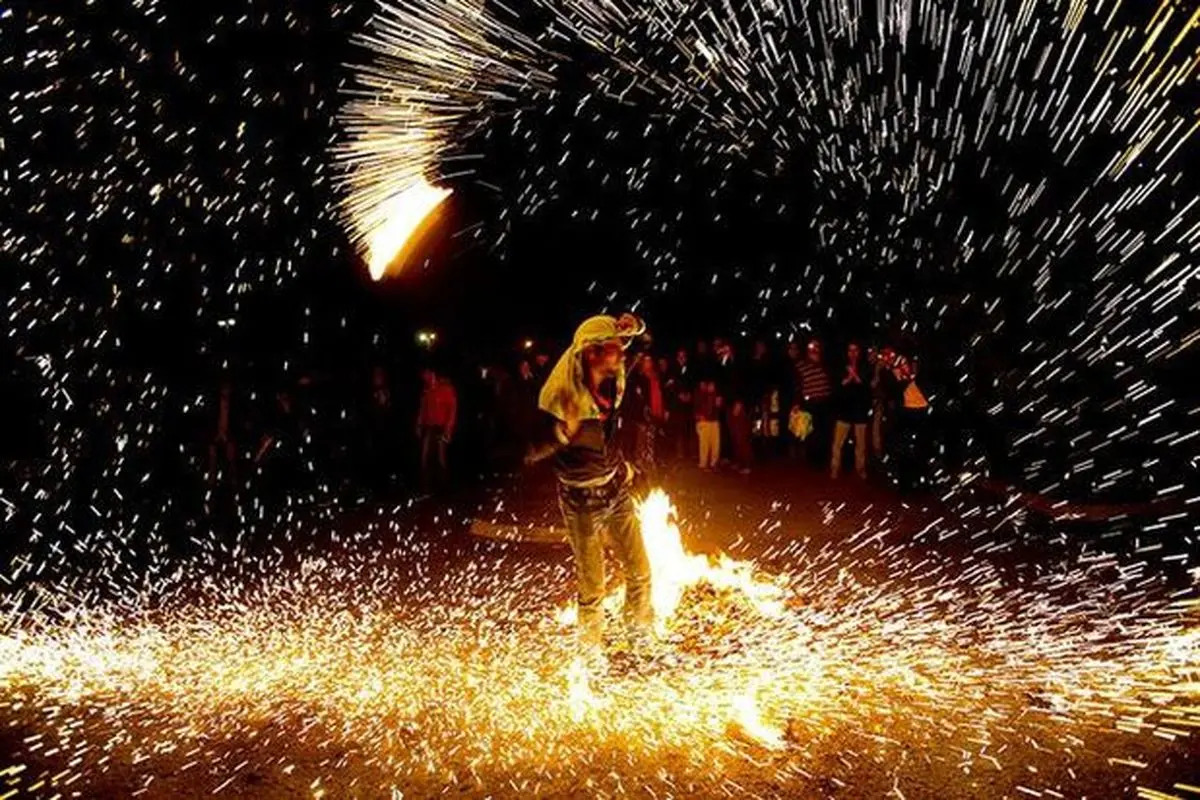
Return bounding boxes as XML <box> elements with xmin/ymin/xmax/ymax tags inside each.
<box><xmin>2</xmin><ymin>466</ymin><xmax>1197</xmax><ymax>798</ymax></box>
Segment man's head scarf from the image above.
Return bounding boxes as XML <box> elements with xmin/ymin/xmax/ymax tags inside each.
<box><xmin>538</xmin><ymin>314</ymin><xmax>645</xmax><ymax>422</ymax></box>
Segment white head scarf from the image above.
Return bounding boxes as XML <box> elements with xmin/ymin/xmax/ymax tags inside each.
<box><xmin>538</xmin><ymin>314</ymin><xmax>645</xmax><ymax>422</ymax></box>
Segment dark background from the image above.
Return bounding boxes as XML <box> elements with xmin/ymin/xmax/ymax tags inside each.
<box><xmin>1</xmin><ymin>1</ymin><xmax>1196</xmax><ymax>553</ymax></box>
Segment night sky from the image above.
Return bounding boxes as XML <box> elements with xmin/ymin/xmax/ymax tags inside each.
<box><xmin>3</xmin><ymin>0</ymin><xmax>1198</xmax><ymax>541</ymax></box>
<box><xmin>1</xmin><ymin>3</ymin><xmax>1198</xmax><ymax>796</ymax></box>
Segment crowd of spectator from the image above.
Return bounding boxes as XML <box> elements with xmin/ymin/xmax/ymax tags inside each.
<box><xmin>610</xmin><ymin>336</ymin><xmax>933</xmax><ymax>491</ymax></box>
<box><xmin>187</xmin><ymin>332</ymin><xmax>938</xmax><ymax>526</ymax></box>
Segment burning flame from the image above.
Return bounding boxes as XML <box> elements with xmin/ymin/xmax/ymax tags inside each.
<box><xmin>557</xmin><ymin>489</ymin><xmax>786</xmax><ymax>630</ymax></box>
<box><xmin>365</xmin><ymin>179</ymin><xmax>452</xmax><ymax>281</ymax></box>
<box><xmin>556</xmin><ymin>488</ymin><xmax>791</xmax><ymax>748</ymax></box>
<box><xmin>640</xmin><ymin>489</ymin><xmax>785</xmax><ymax>625</ymax></box>
<box><xmin>565</xmin><ymin>657</ymin><xmax>603</xmax><ymax>722</ymax></box>
<box><xmin>731</xmin><ymin>683</ymin><xmax>786</xmax><ymax>750</ymax></box>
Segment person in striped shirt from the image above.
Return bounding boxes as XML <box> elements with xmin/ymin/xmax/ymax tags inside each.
<box><xmin>792</xmin><ymin>338</ymin><xmax>833</xmax><ymax>468</ymax></box>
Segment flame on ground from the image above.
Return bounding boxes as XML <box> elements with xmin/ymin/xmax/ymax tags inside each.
<box><xmin>640</xmin><ymin>489</ymin><xmax>786</xmax><ymax>624</ymax></box>
<box><xmin>0</xmin><ymin>489</ymin><xmax>1196</xmax><ymax>796</ymax></box>
<box><xmin>554</xmin><ymin>488</ymin><xmax>792</xmax><ymax>746</ymax></box>
<box><xmin>555</xmin><ymin>488</ymin><xmax>786</xmax><ymax>633</ymax></box>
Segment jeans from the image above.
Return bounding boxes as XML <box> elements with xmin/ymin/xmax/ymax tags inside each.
<box><xmin>559</xmin><ymin>474</ymin><xmax>653</xmax><ymax>652</ymax></box>
<box><xmin>831</xmin><ymin>420</ymin><xmax>868</xmax><ymax>478</ymax></box>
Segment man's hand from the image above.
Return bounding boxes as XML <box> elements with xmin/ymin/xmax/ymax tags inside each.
<box><xmin>615</xmin><ymin>313</ymin><xmax>645</xmax><ymax>338</ymax></box>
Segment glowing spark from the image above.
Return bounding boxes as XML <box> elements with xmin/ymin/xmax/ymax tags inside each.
<box><xmin>731</xmin><ymin>683</ymin><xmax>786</xmax><ymax>750</ymax></box>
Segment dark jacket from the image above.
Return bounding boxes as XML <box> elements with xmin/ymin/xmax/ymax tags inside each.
<box><xmin>833</xmin><ymin>361</ymin><xmax>872</xmax><ymax>423</ymax></box>
<box><xmin>711</xmin><ymin>354</ymin><xmax>743</xmax><ymax>404</ymax></box>
<box><xmin>526</xmin><ymin>380</ymin><xmax>625</xmax><ymax>485</ymax></box>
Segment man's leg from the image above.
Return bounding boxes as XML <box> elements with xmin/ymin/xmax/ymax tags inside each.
<box><xmin>560</xmin><ymin>498</ymin><xmax>606</xmax><ymax>654</ymax></box>
<box><xmin>853</xmin><ymin>422</ymin><xmax>868</xmax><ymax>478</ymax></box>
<box><xmin>872</xmin><ymin>405</ymin><xmax>885</xmax><ymax>455</ymax></box>
<box><xmin>436</xmin><ymin>433</ymin><xmax>448</xmax><ymax>487</ymax></box>
<box><xmin>419</xmin><ymin>428</ymin><xmax>432</xmax><ymax>490</ymax></box>
<box><xmin>711</xmin><ymin>420</ymin><xmax>722</xmax><ymax>466</ymax></box>
<box><xmin>830</xmin><ymin>420</ymin><xmax>849</xmax><ymax>478</ymax></box>
<box><xmin>606</xmin><ymin>488</ymin><xmax>653</xmax><ymax>638</ymax></box>
<box><xmin>696</xmin><ymin>422</ymin><xmax>708</xmax><ymax>468</ymax></box>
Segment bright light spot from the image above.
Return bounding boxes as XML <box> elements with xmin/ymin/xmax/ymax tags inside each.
<box><xmin>366</xmin><ymin>180</ymin><xmax>452</xmax><ymax>281</ymax></box>
<box><xmin>732</xmin><ymin>684</ymin><xmax>786</xmax><ymax>750</ymax></box>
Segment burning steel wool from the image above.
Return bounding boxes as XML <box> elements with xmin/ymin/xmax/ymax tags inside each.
<box><xmin>1</xmin><ymin>489</ymin><xmax>1197</xmax><ymax>798</ymax></box>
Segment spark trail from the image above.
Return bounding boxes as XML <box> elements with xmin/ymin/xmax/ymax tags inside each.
<box><xmin>1</xmin><ymin>491</ymin><xmax>1196</xmax><ymax>797</ymax></box>
<box><xmin>337</xmin><ymin>0</ymin><xmax>1199</xmax><ymax>507</ymax></box>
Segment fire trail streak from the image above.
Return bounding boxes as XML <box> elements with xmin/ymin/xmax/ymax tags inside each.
<box><xmin>1</xmin><ymin>491</ymin><xmax>1196</xmax><ymax>797</ymax></box>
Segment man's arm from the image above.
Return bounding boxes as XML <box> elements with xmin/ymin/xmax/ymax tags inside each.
<box><xmin>525</xmin><ymin>410</ymin><xmax>573</xmax><ymax>464</ymax></box>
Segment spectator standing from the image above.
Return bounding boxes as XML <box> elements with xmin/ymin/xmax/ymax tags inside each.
<box><xmin>793</xmin><ymin>338</ymin><xmax>833</xmax><ymax>468</ymax></box>
<box><xmin>694</xmin><ymin>379</ymin><xmax>721</xmax><ymax>470</ymax></box>
<box><xmin>728</xmin><ymin>399</ymin><xmax>754</xmax><ymax>474</ymax></box>
<box><xmin>871</xmin><ymin>345</ymin><xmax>897</xmax><ymax>458</ymax></box>
<box><xmin>478</xmin><ymin>363</ymin><xmax>512</xmax><ymax>465</ymax></box>
<box><xmin>784</xmin><ymin>341</ymin><xmax>803</xmax><ymax>457</ymax></box>
<box><xmin>831</xmin><ymin>342</ymin><xmax>871</xmax><ymax>479</ymax></box>
<box><xmin>694</xmin><ymin>339</ymin><xmax>714</xmax><ymax>382</ymax></box>
<box><xmin>416</xmin><ymin>368</ymin><xmax>458</xmax><ymax>491</ymax></box>
<box><xmin>666</xmin><ymin>347</ymin><xmax>695</xmax><ymax>461</ymax></box>
<box><xmin>205</xmin><ymin>378</ymin><xmax>247</xmax><ymax>524</ymax></box>
<box><xmin>890</xmin><ymin>351</ymin><xmax>931</xmax><ymax>493</ymax></box>
<box><xmin>656</xmin><ymin>357</ymin><xmax>672</xmax><ymax>405</ymax></box>
<box><xmin>533</xmin><ymin>352</ymin><xmax>552</xmax><ymax>383</ymax></box>
<box><xmin>512</xmin><ymin>360</ymin><xmax>540</xmax><ymax>448</ymax></box>
<box><xmin>208</xmin><ymin>380</ymin><xmax>238</xmax><ymax>491</ymax></box>
<box><xmin>254</xmin><ymin>388</ymin><xmax>308</xmax><ymax>505</ymax></box>
<box><xmin>714</xmin><ymin>339</ymin><xmax>742</xmax><ymax>465</ymax></box>
<box><xmin>714</xmin><ymin>339</ymin><xmax>744</xmax><ymax>403</ymax></box>
<box><xmin>624</xmin><ymin>354</ymin><xmax>665</xmax><ymax>477</ymax></box>
<box><xmin>748</xmin><ymin>340</ymin><xmax>781</xmax><ymax>458</ymax></box>
<box><xmin>365</xmin><ymin>365</ymin><xmax>395</xmax><ymax>484</ymax></box>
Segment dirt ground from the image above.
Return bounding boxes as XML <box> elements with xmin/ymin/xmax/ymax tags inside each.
<box><xmin>2</xmin><ymin>461</ymin><xmax>1196</xmax><ymax>798</ymax></box>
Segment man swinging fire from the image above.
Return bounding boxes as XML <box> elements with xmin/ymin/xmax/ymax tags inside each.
<box><xmin>525</xmin><ymin>313</ymin><xmax>654</xmax><ymax>674</ymax></box>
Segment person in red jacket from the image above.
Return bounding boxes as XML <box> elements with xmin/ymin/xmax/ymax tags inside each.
<box><xmin>417</xmin><ymin>368</ymin><xmax>457</xmax><ymax>491</ymax></box>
